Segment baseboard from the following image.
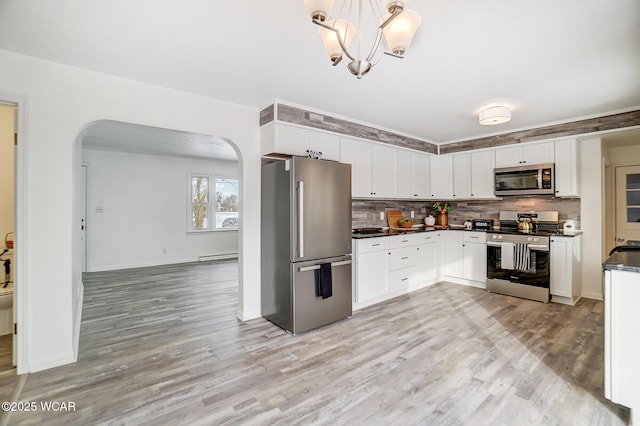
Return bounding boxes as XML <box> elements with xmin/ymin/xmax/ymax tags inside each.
<box><xmin>72</xmin><ymin>281</ymin><xmax>84</xmax><ymax>362</ymax></box>
<box><xmin>581</xmin><ymin>291</ymin><xmax>603</xmax><ymax>301</ymax></box>
<box><xmin>199</xmin><ymin>253</ymin><xmax>238</xmax><ymax>261</ymax></box>
<box><xmin>89</xmin><ymin>257</ymin><xmax>200</xmax><ymax>272</ymax></box>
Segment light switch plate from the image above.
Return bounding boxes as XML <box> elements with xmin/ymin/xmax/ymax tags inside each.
<box><xmin>380</xmin><ymin>211</ymin><xmax>384</xmax><ymax>220</ymax></box>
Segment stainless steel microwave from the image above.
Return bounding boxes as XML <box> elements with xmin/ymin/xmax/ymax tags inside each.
<box><xmin>494</xmin><ymin>163</ymin><xmax>555</xmax><ymax>196</ymax></box>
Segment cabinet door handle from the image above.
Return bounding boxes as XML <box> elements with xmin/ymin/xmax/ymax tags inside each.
<box><xmin>401</xmin><ymin>256</ymin><xmax>409</xmax><ymax>260</ymax></box>
<box><xmin>401</xmin><ymin>240</ymin><xmax>409</xmax><ymax>243</ymax></box>
<box><xmin>372</xmin><ymin>243</ymin><xmax>381</xmax><ymax>247</ymax></box>
<box><xmin>401</xmin><ymin>277</ymin><xmax>409</xmax><ymax>281</ymax></box>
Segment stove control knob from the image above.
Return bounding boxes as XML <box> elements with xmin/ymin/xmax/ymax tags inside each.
<box><xmin>497</xmin><ymin>235</ymin><xmax>503</xmax><ymax>240</ymax></box>
<box><xmin>534</xmin><ymin>237</ymin><xmax>540</xmax><ymax>242</ymax></box>
<box><xmin>527</xmin><ymin>237</ymin><xmax>533</xmax><ymax>242</ymax></box>
<box><xmin>492</xmin><ymin>235</ymin><xmax>498</xmax><ymax>240</ymax></box>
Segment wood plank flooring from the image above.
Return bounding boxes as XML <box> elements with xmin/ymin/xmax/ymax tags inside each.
<box><xmin>0</xmin><ymin>260</ymin><xmax>630</xmax><ymax>425</ymax></box>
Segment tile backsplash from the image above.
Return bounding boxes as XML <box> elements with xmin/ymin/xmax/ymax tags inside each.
<box><xmin>352</xmin><ymin>197</ymin><xmax>581</xmax><ymax>228</ymax></box>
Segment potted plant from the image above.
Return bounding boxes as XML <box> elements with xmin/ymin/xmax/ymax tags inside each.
<box><xmin>432</xmin><ymin>202</ymin><xmax>451</xmax><ymax>227</ymax></box>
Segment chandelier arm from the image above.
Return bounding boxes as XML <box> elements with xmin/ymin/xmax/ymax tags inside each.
<box><xmin>364</xmin><ymin>6</ymin><xmax>403</xmax><ymax>62</ymax></box>
<box><xmin>311</xmin><ymin>18</ymin><xmax>356</xmax><ymax>62</ymax></box>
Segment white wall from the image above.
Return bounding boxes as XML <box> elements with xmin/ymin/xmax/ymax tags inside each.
<box><xmin>0</xmin><ymin>105</ymin><xmax>14</xmax><ymax>239</ymax></box>
<box><xmin>0</xmin><ymin>48</ymin><xmax>261</xmax><ymax>373</ymax></box>
<box><xmin>579</xmin><ymin>138</ymin><xmax>604</xmax><ymax>300</ymax></box>
<box><xmin>83</xmin><ymin>148</ymin><xmax>238</xmax><ymax>271</ymax></box>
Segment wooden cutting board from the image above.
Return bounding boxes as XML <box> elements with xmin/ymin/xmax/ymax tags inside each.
<box><xmin>386</xmin><ymin>209</ymin><xmax>403</xmax><ymax>228</ymax></box>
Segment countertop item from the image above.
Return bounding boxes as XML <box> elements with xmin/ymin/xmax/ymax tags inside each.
<box><xmin>386</xmin><ymin>210</ymin><xmax>403</xmax><ymax>229</ymax></box>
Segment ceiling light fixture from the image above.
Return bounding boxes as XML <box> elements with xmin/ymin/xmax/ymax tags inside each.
<box><xmin>479</xmin><ymin>106</ymin><xmax>512</xmax><ymax>125</ymax></box>
<box><xmin>303</xmin><ymin>0</ymin><xmax>422</xmax><ymax>79</ymax></box>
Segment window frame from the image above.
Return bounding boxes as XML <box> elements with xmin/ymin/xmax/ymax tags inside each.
<box><xmin>187</xmin><ymin>173</ymin><xmax>239</xmax><ymax>233</ymax></box>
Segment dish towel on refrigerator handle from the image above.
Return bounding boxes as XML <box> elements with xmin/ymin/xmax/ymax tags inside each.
<box><xmin>315</xmin><ymin>263</ymin><xmax>333</xmax><ymax>299</ymax></box>
<box><xmin>514</xmin><ymin>243</ymin><xmax>531</xmax><ymax>271</ymax></box>
<box><xmin>501</xmin><ymin>242</ymin><xmax>515</xmax><ymax>270</ymax></box>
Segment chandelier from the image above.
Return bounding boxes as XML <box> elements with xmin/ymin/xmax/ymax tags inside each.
<box><xmin>303</xmin><ymin>0</ymin><xmax>422</xmax><ymax>79</ymax></box>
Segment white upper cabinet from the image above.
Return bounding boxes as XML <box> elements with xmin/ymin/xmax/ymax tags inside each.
<box><xmin>261</xmin><ymin>122</ymin><xmax>340</xmax><ymax>160</ymax></box>
<box><xmin>340</xmin><ymin>137</ymin><xmax>398</xmax><ymax>198</ymax></box>
<box><xmin>470</xmin><ymin>150</ymin><xmax>497</xmax><ymax>198</ymax></box>
<box><xmin>308</xmin><ymin>131</ymin><xmax>340</xmax><ymax>161</ymax></box>
<box><xmin>554</xmin><ymin>138</ymin><xmax>580</xmax><ymax>197</ymax></box>
<box><xmin>371</xmin><ymin>144</ymin><xmax>398</xmax><ymax>198</ymax></box>
<box><xmin>452</xmin><ymin>154</ymin><xmax>471</xmax><ymax>199</ymax></box>
<box><xmin>495</xmin><ymin>142</ymin><xmax>555</xmax><ymax>167</ymax></box>
<box><xmin>340</xmin><ymin>137</ymin><xmax>373</xmax><ymax>198</ymax></box>
<box><xmin>398</xmin><ymin>150</ymin><xmax>430</xmax><ymax>199</ymax></box>
<box><xmin>430</xmin><ymin>155</ymin><xmax>453</xmax><ymax>199</ymax></box>
<box><xmin>450</xmin><ymin>150</ymin><xmax>496</xmax><ymax>200</ymax></box>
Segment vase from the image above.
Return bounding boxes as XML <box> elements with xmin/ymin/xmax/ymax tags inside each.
<box><xmin>436</xmin><ymin>212</ymin><xmax>448</xmax><ymax>226</ymax></box>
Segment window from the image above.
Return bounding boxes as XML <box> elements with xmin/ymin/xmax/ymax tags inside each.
<box><xmin>189</xmin><ymin>174</ymin><xmax>238</xmax><ymax>232</ymax></box>
<box><xmin>215</xmin><ymin>177</ymin><xmax>239</xmax><ymax>230</ymax></box>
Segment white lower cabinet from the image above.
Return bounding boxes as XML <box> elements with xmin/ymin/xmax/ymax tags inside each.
<box><xmin>444</xmin><ymin>231</ymin><xmax>463</xmax><ymax>277</ymax></box>
<box><xmin>353</xmin><ymin>233</ymin><xmax>442</xmax><ymax>309</ymax></box>
<box><xmin>462</xmin><ymin>234</ymin><xmax>487</xmax><ymax>282</ymax></box>
<box><xmin>356</xmin><ymin>250</ymin><xmax>388</xmax><ymax>302</ymax></box>
<box><xmin>354</xmin><ymin>231</ymin><xmax>482</xmax><ymax>310</ymax></box>
<box><xmin>604</xmin><ymin>269</ymin><xmax>640</xmax><ymax>417</ymax></box>
<box><xmin>444</xmin><ymin>231</ymin><xmax>487</xmax><ymax>288</ymax></box>
<box><xmin>550</xmin><ymin>235</ymin><xmax>581</xmax><ymax>305</ymax></box>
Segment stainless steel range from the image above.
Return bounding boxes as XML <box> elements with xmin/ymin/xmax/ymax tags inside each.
<box><xmin>486</xmin><ymin>211</ymin><xmax>559</xmax><ymax>303</ymax></box>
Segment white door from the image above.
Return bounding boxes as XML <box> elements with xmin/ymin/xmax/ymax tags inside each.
<box><xmin>452</xmin><ymin>154</ymin><xmax>471</xmax><ymax>199</ymax></box>
<box><xmin>615</xmin><ymin>165</ymin><xmax>640</xmax><ymax>245</ymax></box>
<box><xmin>470</xmin><ymin>150</ymin><xmax>496</xmax><ymax>198</ymax></box>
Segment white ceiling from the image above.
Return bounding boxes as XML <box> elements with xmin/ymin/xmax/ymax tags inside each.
<box><xmin>0</xmin><ymin>0</ymin><xmax>639</xmax><ymax>145</ymax></box>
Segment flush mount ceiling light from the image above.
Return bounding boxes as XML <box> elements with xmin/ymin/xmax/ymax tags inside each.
<box><xmin>303</xmin><ymin>0</ymin><xmax>422</xmax><ymax>79</ymax></box>
<box><xmin>479</xmin><ymin>106</ymin><xmax>512</xmax><ymax>125</ymax></box>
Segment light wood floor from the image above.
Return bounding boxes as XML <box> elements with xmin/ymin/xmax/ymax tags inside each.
<box><xmin>0</xmin><ymin>260</ymin><xmax>630</xmax><ymax>425</ymax></box>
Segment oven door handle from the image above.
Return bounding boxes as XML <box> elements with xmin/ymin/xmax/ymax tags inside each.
<box><xmin>487</xmin><ymin>242</ymin><xmax>502</xmax><ymax>247</ymax></box>
<box><xmin>528</xmin><ymin>244</ymin><xmax>549</xmax><ymax>251</ymax></box>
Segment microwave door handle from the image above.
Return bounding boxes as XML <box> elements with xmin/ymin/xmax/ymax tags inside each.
<box><xmin>537</xmin><ymin>169</ymin><xmax>543</xmax><ymax>190</ymax></box>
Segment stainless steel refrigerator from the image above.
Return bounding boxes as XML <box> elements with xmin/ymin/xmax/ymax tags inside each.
<box><xmin>261</xmin><ymin>157</ymin><xmax>352</xmax><ymax>334</ymax></box>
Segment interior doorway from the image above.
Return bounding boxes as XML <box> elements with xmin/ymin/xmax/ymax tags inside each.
<box><xmin>615</xmin><ymin>165</ymin><xmax>640</xmax><ymax>245</ymax></box>
<box><xmin>0</xmin><ymin>102</ymin><xmax>17</xmax><ymax>373</ymax></box>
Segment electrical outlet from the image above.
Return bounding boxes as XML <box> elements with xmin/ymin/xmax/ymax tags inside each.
<box><xmin>95</xmin><ymin>206</ymin><xmax>104</xmax><ymax>213</ymax></box>
<box><xmin>379</xmin><ymin>211</ymin><xmax>384</xmax><ymax>220</ymax></box>
<box><xmin>410</xmin><ymin>210</ymin><xmax>415</xmax><ymax>218</ymax></box>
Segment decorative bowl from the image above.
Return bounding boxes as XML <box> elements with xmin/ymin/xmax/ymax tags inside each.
<box><xmin>398</xmin><ymin>220</ymin><xmax>414</xmax><ymax>228</ymax></box>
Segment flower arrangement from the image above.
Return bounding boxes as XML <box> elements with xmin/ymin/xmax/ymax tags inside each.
<box><xmin>432</xmin><ymin>202</ymin><xmax>451</xmax><ymax>214</ymax></box>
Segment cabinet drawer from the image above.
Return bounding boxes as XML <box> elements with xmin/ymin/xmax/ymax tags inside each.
<box><xmin>389</xmin><ymin>247</ymin><xmax>415</xmax><ymax>271</ymax></box>
<box><xmin>388</xmin><ymin>233</ymin><xmax>422</xmax><ymax>248</ymax></box>
<box><xmin>389</xmin><ymin>267</ymin><xmax>413</xmax><ymax>291</ymax></box>
<box><xmin>355</xmin><ymin>237</ymin><xmax>389</xmax><ymax>254</ymax></box>
<box><xmin>463</xmin><ymin>232</ymin><xmax>486</xmax><ymax>243</ymax></box>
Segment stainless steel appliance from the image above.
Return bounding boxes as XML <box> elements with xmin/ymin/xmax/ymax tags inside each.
<box><xmin>494</xmin><ymin>163</ymin><xmax>555</xmax><ymax>196</ymax></box>
<box><xmin>261</xmin><ymin>157</ymin><xmax>353</xmax><ymax>334</ymax></box>
<box><xmin>486</xmin><ymin>211</ymin><xmax>559</xmax><ymax>303</ymax></box>
<box><xmin>472</xmin><ymin>219</ymin><xmax>494</xmax><ymax>231</ymax></box>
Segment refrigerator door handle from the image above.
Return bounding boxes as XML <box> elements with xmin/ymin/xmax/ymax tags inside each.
<box><xmin>298</xmin><ymin>259</ymin><xmax>352</xmax><ymax>272</ymax></box>
<box><xmin>298</xmin><ymin>180</ymin><xmax>304</xmax><ymax>258</ymax></box>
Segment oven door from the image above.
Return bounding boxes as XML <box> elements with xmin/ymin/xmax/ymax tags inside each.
<box><xmin>487</xmin><ymin>242</ymin><xmax>550</xmax><ymax>288</ymax></box>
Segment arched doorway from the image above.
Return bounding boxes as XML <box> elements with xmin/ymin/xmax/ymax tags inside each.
<box><xmin>74</xmin><ymin>120</ymin><xmax>243</xmax><ymax>353</ymax></box>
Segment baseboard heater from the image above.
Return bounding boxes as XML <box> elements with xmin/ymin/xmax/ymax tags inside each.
<box><xmin>199</xmin><ymin>253</ymin><xmax>238</xmax><ymax>261</ymax></box>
